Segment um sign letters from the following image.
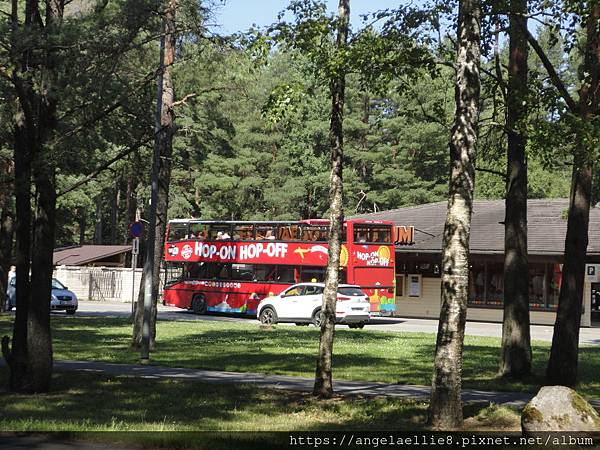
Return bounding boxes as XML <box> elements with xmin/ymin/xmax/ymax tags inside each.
<box><xmin>394</xmin><ymin>226</ymin><xmax>414</xmax><ymax>245</ymax></box>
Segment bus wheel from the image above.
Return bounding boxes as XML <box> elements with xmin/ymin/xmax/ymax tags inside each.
<box><xmin>312</xmin><ymin>309</ymin><xmax>324</xmax><ymax>327</ymax></box>
<box><xmin>192</xmin><ymin>295</ymin><xmax>207</xmax><ymax>315</ymax></box>
<box><xmin>259</xmin><ymin>307</ymin><xmax>277</xmax><ymax>326</ymax></box>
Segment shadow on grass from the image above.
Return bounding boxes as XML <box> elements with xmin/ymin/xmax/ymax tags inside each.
<box><xmin>1</xmin><ymin>315</ymin><xmax>598</xmax><ymax>399</ymax></box>
<box><xmin>0</xmin><ymin>367</ymin><xmax>428</xmax><ymax>434</ymax></box>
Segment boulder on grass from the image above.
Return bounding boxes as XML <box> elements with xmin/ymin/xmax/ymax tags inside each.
<box><xmin>522</xmin><ymin>386</ymin><xmax>600</xmax><ymax>434</ymax></box>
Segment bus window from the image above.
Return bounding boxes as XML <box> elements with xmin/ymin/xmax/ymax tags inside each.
<box><xmin>233</xmin><ymin>224</ymin><xmax>254</xmax><ymax>240</ymax></box>
<box><xmin>372</xmin><ymin>227</ymin><xmax>392</xmax><ymax>243</ymax></box>
<box><xmin>354</xmin><ymin>225</ymin><xmax>369</xmax><ymax>243</ymax></box>
<box><xmin>168</xmin><ymin>223</ymin><xmax>188</xmax><ymax>241</ymax></box>
<box><xmin>299</xmin><ymin>266</ymin><xmax>326</xmax><ymax>282</ymax></box>
<box><xmin>165</xmin><ymin>263</ymin><xmax>184</xmax><ymax>283</ymax></box>
<box><xmin>277</xmin><ymin>266</ymin><xmax>296</xmax><ymax>283</ymax></box>
<box><xmin>216</xmin><ymin>264</ymin><xmax>231</xmax><ymax>279</ymax></box>
<box><xmin>353</xmin><ymin>225</ymin><xmax>392</xmax><ymax>243</ymax></box>
<box><xmin>196</xmin><ymin>262</ymin><xmax>225</xmax><ymax>279</ymax></box>
<box><xmin>183</xmin><ymin>263</ymin><xmax>201</xmax><ymax>279</ymax></box>
<box><xmin>231</xmin><ymin>264</ymin><xmax>255</xmax><ymax>281</ymax></box>
<box><xmin>252</xmin><ymin>265</ymin><xmax>271</xmax><ymax>281</ymax></box>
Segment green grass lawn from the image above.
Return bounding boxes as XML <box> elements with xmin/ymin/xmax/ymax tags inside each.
<box><xmin>0</xmin><ymin>314</ymin><xmax>598</xmax><ymax>399</ymax></box>
<box><xmin>0</xmin><ymin>367</ymin><xmax>521</xmax><ymax>447</ymax></box>
<box><xmin>0</xmin><ymin>369</ymin><xmax>430</xmax><ymax>432</ymax></box>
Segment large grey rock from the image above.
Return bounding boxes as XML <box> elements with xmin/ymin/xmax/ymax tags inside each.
<box><xmin>522</xmin><ymin>386</ymin><xmax>600</xmax><ymax>433</ymax></box>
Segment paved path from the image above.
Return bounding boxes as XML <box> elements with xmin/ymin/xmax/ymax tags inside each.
<box><xmin>0</xmin><ymin>436</ymin><xmax>133</xmax><ymax>450</ymax></box>
<box><xmin>75</xmin><ymin>301</ymin><xmax>600</xmax><ymax>346</ymax></box>
<box><xmin>53</xmin><ymin>360</ymin><xmax>600</xmax><ymax>412</ymax></box>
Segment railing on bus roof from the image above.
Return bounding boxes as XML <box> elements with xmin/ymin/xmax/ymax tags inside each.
<box><xmin>166</xmin><ymin>220</ymin><xmax>393</xmax><ymax>244</ymax></box>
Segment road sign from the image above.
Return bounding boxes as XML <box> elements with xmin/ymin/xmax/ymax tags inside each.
<box><xmin>586</xmin><ymin>264</ymin><xmax>600</xmax><ymax>282</ymax></box>
<box><xmin>132</xmin><ymin>237</ymin><xmax>140</xmax><ymax>256</ymax></box>
<box><xmin>130</xmin><ymin>221</ymin><xmax>144</xmax><ymax>238</ymax></box>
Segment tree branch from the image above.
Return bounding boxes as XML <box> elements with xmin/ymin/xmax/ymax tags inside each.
<box><xmin>55</xmin><ymin>100</ymin><xmax>123</xmax><ymax>143</ymax></box>
<box><xmin>522</xmin><ymin>24</ymin><xmax>578</xmax><ymax>113</ymax></box>
<box><xmin>480</xmin><ymin>65</ymin><xmax>507</xmax><ymax>89</ymax></box>
<box><xmin>57</xmin><ymin>135</ymin><xmax>154</xmax><ymax>197</ymax></box>
<box><xmin>476</xmin><ymin>166</ymin><xmax>507</xmax><ymax>181</ymax></box>
<box><xmin>172</xmin><ymin>93</ymin><xmax>197</xmax><ymax>108</ymax></box>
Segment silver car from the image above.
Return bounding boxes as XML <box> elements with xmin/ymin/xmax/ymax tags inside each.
<box><xmin>6</xmin><ymin>277</ymin><xmax>78</xmax><ymax>315</ymax></box>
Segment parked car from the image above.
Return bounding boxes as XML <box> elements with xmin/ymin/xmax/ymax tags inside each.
<box><xmin>6</xmin><ymin>277</ymin><xmax>78</xmax><ymax>315</ymax></box>
<box><xmin>257</xmin><ymin>282</ymin><xmax>370</xmax><ymax>329</ymax></box>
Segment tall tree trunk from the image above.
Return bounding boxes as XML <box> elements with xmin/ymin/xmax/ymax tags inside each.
<box><xmin>3</xmin><ymin>123</ymin><xmax>33</xmax><ymax>391</ymax></box>
<box><xmin>123</xmin><ymin>175</ymin><xmax>138</xmax><ymax>244</ymax></box>
<box><xmin>313</xmin><ymin>0</ymin><xmax>349</xmax><ymax>399</ymax></box>
<box><xmin>429</xmin><ymin>0</ymin><xmax>480</xmax><ymax>429</ymax></box>
<box><xmin>78</xmin><ymin>208</ymin><xmax>86</xmax><ymax>245</ymax></box>
<box><xmin>110</xmin><ymin>182</ymin><xmax>120</xmax><ymax>244</ymax></box>
<box><xmin>27</xmin><ymin>165</ymin><xmax>56</xmax><ymax>392</ymax></box>
<box><xmin>3</xmin><ymin>0</ymin><xmax>36</xmax><ymax>392</ymax></box>
<box><xmin>94</xmin><ymin>195</ymin><xmax>103</xmax><ymax>244</ymax></box>
<box><xmin>1</xmin><ymin>0</ymin><xmax>62</xmax><ymax>393</ymax></box>
<box><xmin>546</xmin><ymin>4</ymin><xmax>599</xmax><ymax>386</ymax></box>
<box><xmin>132</xmin><ymin>0</ymin><xmax>176</xmax><ymax>349</ymax></box>
<box><xmin>500</xmin><ymin>0</ymin><xmax>531</xmax><ymax>378</ymax></box>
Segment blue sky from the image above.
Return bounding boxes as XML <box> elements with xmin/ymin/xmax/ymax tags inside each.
<box><xmin>213</xmin><ymin>0</ymin><xmax>402</xmax><ymax>34</ymax></box>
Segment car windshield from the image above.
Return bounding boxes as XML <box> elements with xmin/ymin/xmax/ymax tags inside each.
<box><xmin>338</xmin><ymin>287</ymin><xmax>364</xmax><ymax>296</ymax></box>
<box><xmin>51</xmin><ymin>279</ymin><xmax>66</xmax><ymax>290</ymax></box>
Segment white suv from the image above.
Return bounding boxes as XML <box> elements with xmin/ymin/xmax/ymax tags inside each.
<box><xmin>257</xmin><ymin>282</ymin><xmax>370</xmax><ymax>329</ymax></box>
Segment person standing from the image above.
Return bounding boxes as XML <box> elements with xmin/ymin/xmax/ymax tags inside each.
<box><xmin>7</xmin><ymin>265</ymin><xmax>15</xmax><ymax>282</ymax></box>
<box><xmin>5</xmin><ymin>265</ymin><xmax>16</xmax><ymax>310</ymax></box>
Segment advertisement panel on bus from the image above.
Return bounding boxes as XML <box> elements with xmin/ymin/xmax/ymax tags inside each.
<box><xmin>165</xmin><ymin>240</ymin><xmax>392</xmax><ymax>268</ymax></box>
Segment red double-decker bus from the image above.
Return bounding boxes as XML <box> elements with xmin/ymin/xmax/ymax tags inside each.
<box><xmin>162</xmin><ymin>219</ymin><xmax>396</xmax><ymax>316</ymax></box>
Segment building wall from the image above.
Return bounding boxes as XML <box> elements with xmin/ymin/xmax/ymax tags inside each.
<box><xmin>54</xmin><ymin>266</ymin><xmax>144</xmax><ymax>302</ymax></box>
<box><xmin>394</xmin><ymin>275</ymin><xmax>592</xmax><ymax>327</ymax></box>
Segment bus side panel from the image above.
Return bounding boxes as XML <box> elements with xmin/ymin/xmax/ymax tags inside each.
<box><xmin>163</xmin><ymin>282</ymin><xmax>195</xmax><ymax>309</ymax></box>
<box><xmin>164</xmin><ymin>281</ymin><xmax>292</xmax><ymax>315</ymax></box>
<box><xmin>352</xmin><ymin>266</ymin><xmax>396</xmax><ymax>313</ymax></box>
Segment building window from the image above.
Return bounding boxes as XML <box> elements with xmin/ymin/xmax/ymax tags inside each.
<box><xmin>486</xmin><ymin>263</ymin><xmax>504</xmax><ymax>307</ymax></box>
<box><xmin>396</xmin><ymin>274</ymin><xmax>405</xmax><ymax>297</ymax></box>
<box><xmin>407</xmin><ymin>274</ymin><xmax>422</xmax><ymax>298</ymax></box>
<box><xmin>547</xmin><ymin>264</ymin><xmax>562</xmax><ymax>308</ymax></box>
<box><xmin>467</xmin><ymin>261</ymin><xmax>560</xmax><ymax>310</ymax></box>
<box><xmin>469</xmin><ymin>263</ymin><xmax>486</xmax><ymax>305</ymax></box>
<box><xmin>396</xmin><ymin>260</ymin><xmax>440</xmax><ymax>277</ymax></box>
<box><xmin>529</xmin><ymin>265</ymin><xmax>546</xmax><ymax>308</ymax></box>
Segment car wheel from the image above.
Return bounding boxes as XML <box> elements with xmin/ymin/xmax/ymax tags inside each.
<box><xmin>66</xmin><ymin>309</ymin><xmax>76</xmax><ymax>316</ymax></box>
<box><xmin>192</xmin><ymin>295</ymin><xmax>207</xmax><ymax>315</ymax></box>
<box><xmin>312</xmin><ymin>309</ymin><xmax>324</xmax><ymax>327</ymax></box>
<box><xmin>295</xmin><ymin>322</ymin><xmax>309</xmax><ymax>326</ymax></box>
<box><xmin>349</xmin><ymin>322</ymin><xmax>365</xmax><ymax>329</ymax></box>
<box><xmin>259</xmin><ymin>307</ymin><xmax>277</xmax><ymax>326</ymax></box>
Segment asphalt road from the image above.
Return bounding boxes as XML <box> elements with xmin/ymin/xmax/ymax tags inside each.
<box><xmin>73</xmin><ymin>300</ymin><xmax>600</xmax><ymax>346</ymax></box>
